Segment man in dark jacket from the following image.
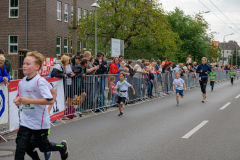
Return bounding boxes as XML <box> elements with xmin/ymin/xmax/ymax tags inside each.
<box><xmin>94</xmin><ymin>52</ymin><xmax>108</xmax><ymax>108</ymax></box>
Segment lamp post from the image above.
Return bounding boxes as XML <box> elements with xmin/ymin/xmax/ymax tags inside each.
<box><xmin>222</xmin><ymin>33</ymin><xmax>234</xmax><ymax>65</ymax></box>
<box><xmin>199</xmin><ymin>11</ymin><xmax>210</xmax><ymax>14</ymax></box>
<box><xmin>91</xmin><ymin>1</ymin><xmax>100</xmax><ymax>58</ymax></box>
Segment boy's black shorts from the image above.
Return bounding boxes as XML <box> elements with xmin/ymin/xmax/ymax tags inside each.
<box><xmin>117</xmin><ymin>96</ymin><xmax>126</xmax><ymax>104</ymax></box>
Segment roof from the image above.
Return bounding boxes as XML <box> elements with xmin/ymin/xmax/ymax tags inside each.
<box><xmin>219</xmin><ymin>40</ymin><xmax>240</xmax><ymax>50</ymax></box>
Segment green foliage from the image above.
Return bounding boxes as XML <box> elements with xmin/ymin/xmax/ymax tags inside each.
<box><xmin>166</xmin><ymin>8</ymin><xmax>216</xmax><ymax>64</ymax></box>
<box><xmin>228</xmin><ymin>48</ymin><xmax>240</xmax><ymax>66</ymax></box>
<box><xmin>69</xmin><ymin>1</ymin><xmax>218</xmax><ymax>64</ymax></box>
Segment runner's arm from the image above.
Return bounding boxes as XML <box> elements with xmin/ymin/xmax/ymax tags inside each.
<box><xmin>19</xmin><ymin>97</ymin><xmax>54</xmax><ymax>105</ymax></box>
<box><xmin>183</xmin><ymin>83</ymin><xmax>186</xmax><ymax>91</ymax></box>
<box><xmin>130</xmin><ymin>85</ymin><xmax>135</xmax><ymax>95</ymax></box>
<box><xmin>48</xmin><ymin>88</ymin><xmax>57</xmax><ymax>114</ymax></box>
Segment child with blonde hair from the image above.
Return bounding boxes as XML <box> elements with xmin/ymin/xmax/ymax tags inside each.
<box><xmin>14</xmin><ymin>51</ymin><xmax>69</xmax><ymax>160</ymax></box>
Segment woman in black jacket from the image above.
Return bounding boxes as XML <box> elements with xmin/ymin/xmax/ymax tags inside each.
<box><xmin>126</xmin><ymin>60</ymin><xmax>136</xmax><ymax>103</ymax></box>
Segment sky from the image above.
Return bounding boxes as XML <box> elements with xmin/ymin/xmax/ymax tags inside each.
<box><xmin>158</xmin><ymin>0</ymin><xmax>240</xmax><ymax>44</ymax></box>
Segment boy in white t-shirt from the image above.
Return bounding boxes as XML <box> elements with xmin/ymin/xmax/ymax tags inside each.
<box><xmin>173</xmin><ymin>72</ymin><xmax>186</xmax><ymax>106</ymax></box>
<box><xmin>112</xmin><ymin>72</ymin><xmax>135</xmax><ymax>116</ymax></box>
<box><xmin>13</xmin><ymin>51</ymin><xmax>69</xmax><ymax>160</ymax></box>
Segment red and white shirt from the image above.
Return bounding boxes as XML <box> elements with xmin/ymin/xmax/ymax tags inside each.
<box><xmin>18</xmin><ymin>74</ymin><xmax>53</xmax><ymax>130</ymax></box>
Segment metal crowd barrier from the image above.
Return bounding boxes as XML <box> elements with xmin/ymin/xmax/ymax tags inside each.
<box><xmin>62</xmin><ymin>70</ymin><xmax>231</xmax><ymax>117</ymax></box>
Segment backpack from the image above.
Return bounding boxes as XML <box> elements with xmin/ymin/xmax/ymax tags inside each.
<box><xmin>65</xmin><ymin>105</ymin><xmax>76</xmax><ymax>119</ymax></box>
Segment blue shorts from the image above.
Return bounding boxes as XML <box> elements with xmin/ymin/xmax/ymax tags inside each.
<box><xmin>176</xmin><ymin>89</ymin><xmax>184</xmax><ymax>97</ymax></box>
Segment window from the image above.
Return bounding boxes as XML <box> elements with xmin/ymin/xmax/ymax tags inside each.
<box><xmin>78</xmin><ymin>8</ymin><xmax>82</xmax><ymax>21</ymax></box>
<box><xmin>9</xmin><ymin>0</ymin><xmax>19</xmax><ymax>18</ymax></box>
<box><xmin>78</xmin><ymin>40</ymin><xmax>81</xmax><ymax>50</ymax></box>
<box><xmin>56</xmin><ymin>37</ymin><xmax>61</xmax><ymax>55</ymax></box>
<box><xmin>64</xmin><ymin>4</ymin><xmax>68</xmax><ymax>22</ymax></box>
<box><xmin>71</xmin><ymin>6</ymin><xmax>73</xmax><ymax>19</ymax></box>
<box><xmin>84</xmin><ymin>10</ymin><xmax>87</xmax><ymax>19</ymax></box>
<box><xmin>64</xmin><ymin>38</ymin><xmax>68</xmax><ymax>53</ymax></box>
<box><xmin>9</xmin><ymin>35</ymin><xmax>18</xmax><ymax>54</ymax></box>
<box><xmin>57</xmin><ymin>1</ymin><xmax>61</xmax><ymax>21</ymax></box>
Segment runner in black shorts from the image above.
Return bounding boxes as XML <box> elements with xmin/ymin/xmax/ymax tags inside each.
<box><xmin>112</xmin><ymin>72</ymin><xmax>135</xmax><ymax>116</ymax></box>
<box><xmin>196</xmin><ymin>57</ymin><xmax>211</xmax><ymax>103</ymax></box>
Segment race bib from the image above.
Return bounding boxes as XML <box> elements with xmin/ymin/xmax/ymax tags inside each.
<box><xmin>22</xmin><ymin>97</ymin><xmax>35</xmax><ymax>111</ymax></box>
<box><xmin>176</xmin><ymin>84</ymin><xmax>181</xmax><ymax>88</ymax></box>
<box><xmin>210</xmin><ymin>76</ymin><xmax>215</xmax><ymax>79</ymax></box>
<box><xmin>231</xmin><ymin>76</ymin><xmax>234</xmax><ymax>78</ymax></box>
<box><xmin>22</xmin><ymin>104</ymin><xmax>35</xmax><ymax>111</ymax></box>
<box><xmin>199</xmin><ymin>77</ymin><xmax>201</xmax><ymax>81</ymax></box>
<box><xmin>119</xmin><ymin>91</ymin><xmax>125</xmax><ymax>97</ymax></box>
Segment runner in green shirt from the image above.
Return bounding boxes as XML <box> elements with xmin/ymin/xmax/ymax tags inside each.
<box><xmin>209</xmin><ymin>68</ymin><xmax>217</xmax><ymax>91</ymax></box>
<box><xmin>229</xmin><ymin>69</ymin><xmax>235</xmax><ymax>85</ymax></box>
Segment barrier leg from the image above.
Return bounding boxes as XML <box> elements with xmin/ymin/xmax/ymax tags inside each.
<box><xmin>0</xmin><ymin>134</ymin><xmax>7</xmax><ymax>142</ymax></box>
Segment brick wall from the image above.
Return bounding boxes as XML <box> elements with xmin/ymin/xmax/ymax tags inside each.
<box><xmin>0</xmin><ymin>0</ymin><xmax>94</xmax><ymax>58</ymax></box>
<box><xmin>46</xmin><ymin>0</ymin><xmax>95</xmax><ymax>57</ymax></box>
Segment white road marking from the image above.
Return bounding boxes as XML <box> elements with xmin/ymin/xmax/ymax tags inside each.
<box><xmin>235</xmin><ymin>94</ymin><xmax>240</xmax><ymax>98</ymax></box>
<box><xmin>220</xmin><ymin>102</ymin><xmax>231</xmax><ymax>110</ymax></box>
<box><xmin>182</xmin><ymin>121</ymin><xmax>209</xmax><ymax>139</ymax></box>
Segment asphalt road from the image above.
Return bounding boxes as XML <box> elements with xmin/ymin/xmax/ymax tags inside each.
<box><xmin>2</xmin><ymin>79</ymin><xmax>240</xmax><ymax>160</ymax></box>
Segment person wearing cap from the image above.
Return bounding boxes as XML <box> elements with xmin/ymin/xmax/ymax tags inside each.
<box><xmin>94</xmin><ymin>52</ymin><xmax>108</xmax><ymax>108</ymax></box>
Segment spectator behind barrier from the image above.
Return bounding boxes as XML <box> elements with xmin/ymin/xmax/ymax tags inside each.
<box><xmin>108</xmin><ymin>57</ymin><xmax>120</xmax><ymax>81</ymax></box>
<box><xmin>71</xmin><ymin>51</ymin><xmax>82</xmax><ymax>66</ymax></box>
<box><xmin>82</xmin><ymin>51</ymin><xmax>99</xmax><ymax>111</ymax></box>
<box><xmin>51</xmin><ymin>55</ymin><xmax>69</xmax><ymax>78</ymax></box>
<box><xmin>94</xmin><ymin>52</ymin><xmax>108</xmax><ymax>108</ymax></box>
<box><xmin>73</xmin><ymin>57</ymin><xmax>87</xmax><ymax>110</ymax></box>
<box><xmin>94</xmin><ymin>52</ymin><xmax>108</xmax><ymax>75</ymax></box>
<box><xmin>0</xmin><ymin>48</ymin><xmax>12</xmax><ymax>75</ymax></box>
<box><xmin>0</xmin><ymin>55</ymin><xmax>10</xmax><ymax>86</ymax></box>
<box><xmin>118</xmin><ymin>55</ymin><xmax>125</xmax><ymax>68</ymax></box>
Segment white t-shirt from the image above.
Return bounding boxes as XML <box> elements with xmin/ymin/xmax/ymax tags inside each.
<box><xmin>18</xmin><ymin>74</ymin><xmax>53</xmax><ymax>130</ymax></box>
<box><xmin>173</xmin><ymin>78</ymin><xmax>185</xmax><ymax>90</ymax></box>
<box><xmin>133</xmin><ymin>64</ymin><xmax>143</xmax><ymax>78</ymax></box>
<box><xmin>116</xmin><ymin>80</ymin><xmax>131</xmax><ymax>98</ymax></box>
<box><xmin>187</xmin><ymin>58</ymin><xmax>192</xmax><ymax>64</ymax></box>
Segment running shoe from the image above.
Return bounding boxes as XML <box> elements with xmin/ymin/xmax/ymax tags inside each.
<box><xmin>202</xmin><ymin>100</ymin><xmax>205</xmax><ymax>103</ymax></box>
<box><xmin>177</xmin><ymin>102</ymin><xmax>179</xmax><ymax>106</ymax></box>
<box><xmin>60</xmin><ymin>140</ymin><xmax>69</xmax><ymax>160</ymax></box>
<box><xmin>44</xmin><ymin>152</ymin><xmax>52</xmax><ymax>160</ymax></box>
<box><xmin>118</xmin><ymin>112</ymin><xmax>124</xmax><ymax>116</ymax></box>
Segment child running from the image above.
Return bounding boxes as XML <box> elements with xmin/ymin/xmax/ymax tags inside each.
<box><xmin>229</xmin><ymin>69</ymin><xmax>235</xmax><ymax>85</ymax></box>
<box><xmin>13</xmin><ymin>51</ymin><xmax>69</xmax><ymax>160</ymax></box>
<box><xmin>112</xmin><ymin>72</ymin><xmax>135</xmax><ymax>116</ymax></box>
<box><xmin>173</xmin><ymin>72</ymin><xmax>186</xmax><ymax>106</ymax></box>
<box><xmin>209</xmin><ymin>68</ymin><xmax>217</xmax><ymax>91</ymax></box>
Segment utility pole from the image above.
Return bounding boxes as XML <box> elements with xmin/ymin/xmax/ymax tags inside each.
<box><xmin>236</xmin><ymin>45</ymin><xmax>238</xmax><ymax>66</ymax></box>
<box><xmin>72</xmin><ymin>0</ymin><xmax>78</xmax><ymax>55</ymax></box>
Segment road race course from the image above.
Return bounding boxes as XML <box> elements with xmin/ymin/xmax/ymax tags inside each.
<box><xmin>2</xmin><ymin>79</ymin><xmax>240</xmax><ymax>160</ymax></box>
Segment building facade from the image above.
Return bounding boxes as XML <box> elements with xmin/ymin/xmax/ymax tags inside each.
<box><xmin>219</xmin><ymin>40</ymin><xmax>240</xmax><ymax>65</ymax></box>
<box><xmin>0</xmin><ymin>0</ymin><xmax>95</xmax><ymax>57</ymax></box>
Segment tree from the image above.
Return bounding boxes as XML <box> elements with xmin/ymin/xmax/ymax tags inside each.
<box><xmin>166</xmin><ymin>8</ymin><xmax>215</xmax><ymax>63</ymax></box>
<box><xmin>228</xmin><ymin>48</ymin><xmax>240</xmax><ymax>66</ymax></box>
<box><xmin>70</xmin><ymin>0</ymin><xmax>179</xmax><ymax>59</ymax></box>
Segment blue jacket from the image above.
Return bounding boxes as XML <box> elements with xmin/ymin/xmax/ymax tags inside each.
<box><xmin>196</xmin><ymin>64</ymin><xmax>211</xmax><ymax>79</ymax></box>
<box><xmin>0</xmin><ymin>66</ymin><xmax>10</xmax><ymax>83</ymax></box>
